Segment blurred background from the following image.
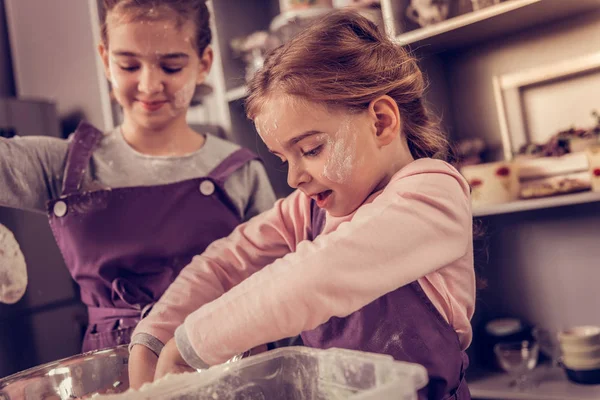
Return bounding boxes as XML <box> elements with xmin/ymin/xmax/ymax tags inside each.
<box><xmin>1</xmin><ymin>1</ymin><xmax>600</xmax><ymax>398</ymax></box>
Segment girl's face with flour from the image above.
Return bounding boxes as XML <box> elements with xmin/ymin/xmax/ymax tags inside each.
<box><xmin>256</xmin><ymin>94</ymin><xmax>403</xmax><ymax>217</ymax></box>
<box><xmin>99</xmin><ymin>6</ymin><xmax>212</xmax><ymax>131</ymax></box>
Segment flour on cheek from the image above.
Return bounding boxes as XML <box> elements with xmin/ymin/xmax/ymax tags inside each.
<box><xmin>173</xmin><ymin>78</ymin><xmax>196</xmax><ymax>110</ymax></box>
<box><xmin>322</xmin><ymin>117</ymin><xmax>358</xmax><ymax>184</ymax></box>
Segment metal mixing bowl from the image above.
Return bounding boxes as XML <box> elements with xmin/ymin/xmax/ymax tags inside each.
<box><xmin>0</xmin><ymin>345</ymin><xmax>129</xmax><ymax>399</ymax></box>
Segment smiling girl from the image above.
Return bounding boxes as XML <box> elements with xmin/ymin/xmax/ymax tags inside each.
<box><xmin>0</xmin><ymin>0</ymin><xmax>275</xmax><ymax>357</ymax></box>
<box><xmin>129</xmin><ymin>10</ymin><xmax>475</xmax><ymax>399</ymax></box>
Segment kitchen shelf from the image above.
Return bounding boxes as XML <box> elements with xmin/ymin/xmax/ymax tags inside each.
<box><xmin>473</xmin><ymin>190</ymin><xmax>600</xmax><ymax>217</ymax></box>
<box><xmin>393</xmin><ymin>0</ymin><xmax>600</xmax><ymax>52</ymax></box>
<box><xmin>226</xmin><ymin>85</ymin><xmax>248</xmax><ymax>102</ymax></box>
<box><xmin>224</xmin><ymin>0</ymin><xmax>600</xmax><ymax>100</ymax></box>
<box><xmin>469</xmin><ymin>364</ymin><xmax>600</xmax><ymax>400</ymax></box>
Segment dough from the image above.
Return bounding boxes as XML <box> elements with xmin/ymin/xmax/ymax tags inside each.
<box><xmin>0</xmin><ymin>223</ymin><xmax>28</xmax><ymax>304</ymax></box>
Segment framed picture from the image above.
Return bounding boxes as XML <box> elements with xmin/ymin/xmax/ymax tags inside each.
<box><xmin>492</xmin><ymin>51</ymin><xmax>600</xmax><ymax>160</ymax></box>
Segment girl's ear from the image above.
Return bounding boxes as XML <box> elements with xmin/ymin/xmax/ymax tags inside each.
<box><xmin>98</xmin><ymin>43</ymin><xmax>111</xmax><ymax>81</ymax></box>
<box><xmin>196</xmin><ymin>46</ymin><xmax>214</xmax><ymax>84</ymax></box>
<box><xmin>368</xmin><ymin>95</ymin><xmax>401</xmax><ymax>147</ymax></box>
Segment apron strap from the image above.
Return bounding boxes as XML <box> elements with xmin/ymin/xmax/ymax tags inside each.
<box><xmin>449</xmin><ymin>374</ymin><xmax>471</xmax><ymax>400</ymax></box>
<box><xmin>455</xmin><ymin>350</ymin><xmax>471</xmax><ymax>399</ymax></box>
<box><xmin>207</xmin><ymin>147</ymin><xmax>259</xmax><ymax>184</ymax></box>
<box><xmin>62</xmin><ymin>121</ymin><xmax>104</xmax><ymax>195</ymax></box>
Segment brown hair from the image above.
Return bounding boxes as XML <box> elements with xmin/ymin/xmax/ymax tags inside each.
<box><xmin>100</xmin><ymin>0</ymin><xmax>211</xmax><ymax>56</ymax></box>
<box><xmin>246</xmin><ymin>10</ymin><xmax>449</xmax><ymax>161</ymax></box>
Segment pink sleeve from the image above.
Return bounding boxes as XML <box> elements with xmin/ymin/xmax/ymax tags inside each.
<box><xmin>184</xmin><ymin>167</ymin><xmax>472</xmax><ymax>365</ymax></box>
<box><xmin>131</xmin><ymin>190</ymin><xmax>312</xmax><ymax>346</ymax></box>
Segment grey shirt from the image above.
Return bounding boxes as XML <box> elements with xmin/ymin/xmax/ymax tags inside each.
<box><xmin>0</xmin><ymin>128</ymin><xmax>276</xmax><ymax>221</ymax></box>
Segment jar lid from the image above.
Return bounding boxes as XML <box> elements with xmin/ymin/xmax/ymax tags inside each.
<box><xmin>485</xmin><ymin>318</ymin><xmax>523</xmax><ymax>337</ymax></box>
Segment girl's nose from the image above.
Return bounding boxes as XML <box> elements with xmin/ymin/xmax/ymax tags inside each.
<box><xmin>138</xmin><ymin>67</ymin><xmax>164</xmax><ymax>94</ymax></box>
<box><xmin>287</xmin><ymin>162</ymin><xmax>311</xmax><ymax>189</ymax></box>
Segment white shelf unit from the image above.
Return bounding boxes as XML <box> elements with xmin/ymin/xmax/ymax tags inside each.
<box><xmin>387</xmin><ymin>0</ymin><xmax>600</xmax><ymax>52</ymax></box>
<box><xmin>209</xmin><ymin>0</ymin><xmax>600</xmax><ymax>202</ymax></box>
<box><xmin>468</xmin><ymin>364</ymin><xmax>600</xmax><ymax>400</ymax></box>
<box><xmin>209</xmin><ymin>0</ymin><xmax>296</xmax><ymax>198</ymax></box>
<box><xmin>473</xmin><ymin>190</ymin><xmax>600</xmax><ymax>217</ymax></box>
<box><xmin>217</xmin><ymin>0</ymin><xmax>600</xmax><ymax>103</ymax></box>
<box><xmin>5</xmin><ymin>0</ymin><xmax>115</xmax><ymax>131</ymax></box>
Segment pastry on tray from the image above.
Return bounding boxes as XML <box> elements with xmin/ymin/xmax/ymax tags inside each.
<box><xmin>519</xmin><ymin>171</ymin><xmax>591</xmax><ymax>199</ymax></box>
<box><xmin>461</xmin><ymin>161</ymin><xmax>519</xmax><ymax>207</ymax></box>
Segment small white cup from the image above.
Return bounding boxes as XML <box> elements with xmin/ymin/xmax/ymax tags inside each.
<box><xmin>562</xmin><ymin>355</ymin><xmax>600</xmax><ymax>371</ymax></box>
<box><xmin>558</xmin><ymin>326</ymin><xmax>600</xmax><ymax>349</ymax></box>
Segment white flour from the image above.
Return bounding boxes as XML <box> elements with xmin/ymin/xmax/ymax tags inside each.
<box><xmin>0</xmin><ymin>223</ymin><xmax>28</xmax><ymax>304</ymax></box>
<box><xmin>254</xmin><ymin>114</ymin><xmax>279</xmax><ymax>141</ymax></box>
<box><xmin>322</xmin><ymin>117</ymin><xmax>359</xmax><ymax>184</ymax></box>
<box><xmin>96</xmin><ymin>371</ymin><xmax>202</xmax><ymax>399</ymax></box>
<box><xmin>173</xmin><ymin>78</ymin><xmax>196</xmax><ymax>110</ymax></box>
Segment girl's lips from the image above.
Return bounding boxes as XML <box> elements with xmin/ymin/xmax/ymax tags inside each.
<box><xmin>139</xmin><ymin>101</ymin><xmax>166</xmax><ymax>111</ymax></box>
<box><xmin>314</xmin><ymin>190</ymin><xmax>332</xmax><ymax>208</ymax></box>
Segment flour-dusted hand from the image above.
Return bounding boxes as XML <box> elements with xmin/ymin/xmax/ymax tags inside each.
<box><xmin>0</xmin><ymin>223</ymin><xmax>27</xmax><ymax>304</ymax></box>
<box><xmin>154</xmin><ymin>338</ymin><xmax>196</xmax><ymax>381</ymax></box>
<box><xmin>128</xmin><ymin>345</ymin><xmax>159</xmax><ymax>390</ymax></box>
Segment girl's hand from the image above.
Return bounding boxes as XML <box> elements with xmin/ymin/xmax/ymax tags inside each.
<box><xmin>128</xmin><ymin>345</ymin><xmax>159</xmax><ymax>390</ymax></box>
<box><xmin>154</xmin><ymin>338</ymin><xmax>196</xmax><ymax>381</ymax></box>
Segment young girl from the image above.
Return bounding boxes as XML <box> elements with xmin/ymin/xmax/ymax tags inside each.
<box><xmin>129</xmin><ymin>10</ymin><xmax>475</xmax><ymax>399</ymax></box>
<box><xmin>0</xmin><ymin>0</ymin><xmax>275</xmax><ymax>353</ymax></box>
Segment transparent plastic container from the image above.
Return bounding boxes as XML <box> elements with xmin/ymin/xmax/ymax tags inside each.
<box><xmin>102</xmin><ymin>346</ymin><xmax>428</xmax><ymax>400</ymax></box>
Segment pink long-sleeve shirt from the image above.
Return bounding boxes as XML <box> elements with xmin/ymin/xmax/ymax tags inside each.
<box><xmin>132</xmin><ymin>158</ymin><xmax>475</xmax><ymax>366</ymax></box>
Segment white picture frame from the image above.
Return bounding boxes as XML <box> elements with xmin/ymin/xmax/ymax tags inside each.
<box><xmin>492</xmin><ymin>51</ymin><xmax>600</xmax><ymax>160</ymax></box>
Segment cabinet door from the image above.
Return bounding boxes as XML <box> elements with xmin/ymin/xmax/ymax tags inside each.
<box><xmin>4</xmin><ymin>0</ymin><xmax>114</xmax><ymax>131</ymax></box>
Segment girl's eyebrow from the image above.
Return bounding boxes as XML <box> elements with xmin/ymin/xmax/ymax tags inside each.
<box><xmin>287</xmin><ymin>131</ymin><xmax>321</xmax><ymax>148</ymax></box>
<box><xmin>160</xmin><ymin>53</ymin><xmax>189</xmax><ymax>60</ymax></box>
<box><xmin>112</xmin><ymin>50</ymin><xmax>189</xmax><ymax>60</ymax></box>
<box><xmin>266</xmin><ymin>131</ymin><xmax>322</xmax><ymax>155</ymax></box>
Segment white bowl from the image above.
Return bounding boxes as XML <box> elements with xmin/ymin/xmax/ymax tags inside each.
<box><xmin>558</xmin><ymin>326</ymin><xmax>600</xmax><ymax>348</ymax></box>
<box><xmin>561</xmin><ymin>343</ymin><xmax>600</xmax><ymax>358</ymax></box>
<box><xmin>0</xmin><ymin>346</ymin><xmax>129</xmax><ymax>399</ymax></box>
<box><xmin>562</xmin><ymin>355</ymin><xmax>600</xmax><ymax>371</ymax></box>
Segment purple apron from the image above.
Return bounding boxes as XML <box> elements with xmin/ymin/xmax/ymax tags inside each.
<box><xmin>47</xmin><ymin>122</ymin><xmax>258</xmax><ymax>352</ymax></box>
<box><xmin>302</xmin><ymin>201</ymin><xmax>471</xmax><ymax>400</ymax></box>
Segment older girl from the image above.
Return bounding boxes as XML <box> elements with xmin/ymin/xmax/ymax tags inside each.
<box><xmin>0</xmin><ymin>0</ymin><xmax>275</xmax><ymax>354</ymax></box>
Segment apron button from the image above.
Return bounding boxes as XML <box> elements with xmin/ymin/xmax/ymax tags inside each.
<box><xmin>199</xmin><ymin>180</ymin><xmax>215</xmax><ymax>196</ymax></box>
<box><xmin>53</xmin><ymin>201</ymin><xmax>67</xmax><ymax>217</ymax></box>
